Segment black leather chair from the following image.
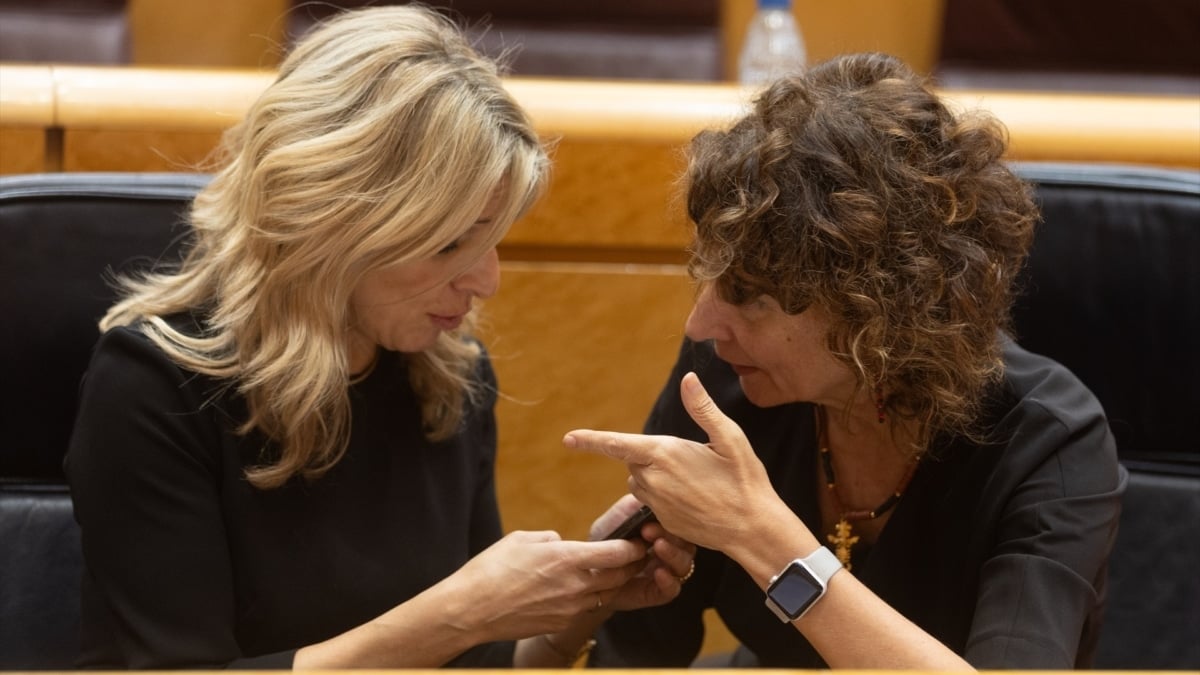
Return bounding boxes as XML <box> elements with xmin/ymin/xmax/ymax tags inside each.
<box><xmin>935</xmin><ymin>0</ymin><xmax>1200</xmax><ymax>95</ymax></box>
<box><xmin>0</xmin><ymin>172</ymin><xmax>207</xmax><ymax>669</ymax></box>
<box><xmin>1009</xmin><ymin>162</ymin><xmax>1200</xmax><ymax>669</ymax></box>
<box><xmin>0</xmin><ymin>0</ymin><xmax>131</xmax><ymax>65</ymax></box>
<box><xmin>286</xmin><ymin>0</ymin><xmax>723</xmax><ymax>81</ymax></box>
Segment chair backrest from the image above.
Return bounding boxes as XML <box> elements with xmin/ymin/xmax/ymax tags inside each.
<box><xmin>0</xmin><ymin>0</ymin><xmax>131</xmax><ymax>64</ymax></box>
<box><xmin>935</xmin><ymin>0</ymin><xmax>1200</xmax><ymax>94</ymax></box>
<box><xmin>1011</xmin><ymin>162</ymin><xmax>1200</xmax><ymax>466</ymax></box>
<box><xmin>285</xmin><ymin>0</ymin><xmax>722</xmax><ymax>81</ymax></box>
<box><xmin>0</xmin><ymin>172</ymin><xmax>207</xmax><ymax>669</ymax></box>
<box><xmin>1010</xmin><ymin>162</ymin><xmax>1200</xmax><ymax>669</ymax></box>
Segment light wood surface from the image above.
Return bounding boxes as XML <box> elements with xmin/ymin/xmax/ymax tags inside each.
<box><xmin>128</xmin><ymin>0</ymin><xmax>290</xmax><ymax>68</ymax></box>
<box><xmin>0</xmin><ymin>64</ymin><xmax>54</xmax><ymax>124</ymax></box>
<box><xmin>3</xmin><ymin>66</ymin><xmax>1198</xmax><ymax>172</ymax></box>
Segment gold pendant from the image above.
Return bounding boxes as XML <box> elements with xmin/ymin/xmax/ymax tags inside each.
<box><xmin>827</xmin><ymin>519</ymin><xmax>859</xmax><ymax>571</ymax></box>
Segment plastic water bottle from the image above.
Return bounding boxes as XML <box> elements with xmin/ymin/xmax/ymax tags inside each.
<box><xmin>738</xmin><ymin>0</ymin><xmax>807</xmax><ymax>85</ymax></box>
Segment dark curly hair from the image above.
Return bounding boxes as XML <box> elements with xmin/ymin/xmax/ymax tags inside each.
<box><xmin>685</xmin><ymin>52</ymin><xmax>1037</xmax><ymax>451</ymax></box>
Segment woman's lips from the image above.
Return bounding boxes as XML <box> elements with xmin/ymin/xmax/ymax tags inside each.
<box><xmin>729</xmin><ymin>363</ymin><xmax>759</xmax><ymax>377</ymax></box>
<box><xmin>430</xmin><ymin>314</ymin><xmax>464</xmax><ymax>330</ymax></box>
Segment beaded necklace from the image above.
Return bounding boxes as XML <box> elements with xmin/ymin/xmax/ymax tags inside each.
<box><xmin>815</xmin><ymin>404</ymin><xmax>921</xmax><ymax>570</ymax></box>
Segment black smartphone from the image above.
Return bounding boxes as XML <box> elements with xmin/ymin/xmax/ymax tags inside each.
<box><xmin>602</xmin><ymin>504</ymin><xmax>657</xmax><ymax>540</ymax></box>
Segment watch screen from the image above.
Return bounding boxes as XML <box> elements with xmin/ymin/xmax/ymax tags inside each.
<box><xmin>769</xmin><ymin>562</ymin><xmax>822</xmax><ymax>617</ymax></box>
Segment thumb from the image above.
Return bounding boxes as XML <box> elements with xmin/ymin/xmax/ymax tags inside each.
<box><xmin>507</xmin><ymin>530</ymin><xmax>562</xmax><ymax>544</ymax></box>
<box><xmin>680</xmin><ymin>372</ymin><xmax>740</xmax><ymax>454</ymax></box>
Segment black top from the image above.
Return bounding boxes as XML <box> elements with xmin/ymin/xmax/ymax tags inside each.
<box><xmin>591</xmin><ymin>337</ymin><xmax>1125</xmax><ymax>669</ymax></box>
<box><xmin>65</xmin><ymin>323</ymin><xmax>513</xmax><ymax>668</ymax></box>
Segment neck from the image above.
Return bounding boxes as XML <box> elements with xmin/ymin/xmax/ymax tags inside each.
<box><xmin>348</xmin><ymin>344</ymin><xmax>380</xmax><ymax>382</ymax></box>
<box><xmin>819</xmin><ymin>401</ymin><xmax>917</xmax><ymax>464</ymax></box>
<box><xmin>815</xmin><ymin>403</ymin><xmax>923</xmax><ymax>569</ymax></box>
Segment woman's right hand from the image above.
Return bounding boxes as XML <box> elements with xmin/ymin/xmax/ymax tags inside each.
<box><xmin>446</xmin><ymin>529</ymin><xmax>647</xmax><ymax>642</ymax></box>
<box><xmin>587</xmin><ymin>493</ymin><xmax>696</xmax><ymax>612</ymax></box>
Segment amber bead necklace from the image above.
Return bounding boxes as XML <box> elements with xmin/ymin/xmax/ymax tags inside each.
<box><xmin>815</xmin><ymin>404</ymin><xmax>921</xmax><ymax>570</ymax></box>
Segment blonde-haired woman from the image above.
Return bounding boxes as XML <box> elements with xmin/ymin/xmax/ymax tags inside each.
<box><xmin>66</xmin><ymin>6</ymin><xmax>692</xmax><ymax>668</ymax></box>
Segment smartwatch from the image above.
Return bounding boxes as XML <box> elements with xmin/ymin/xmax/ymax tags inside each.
<box><xmin>763</xmin><ymin>546</ymin><xmax>843</xmax><ymax>622</ymax></box>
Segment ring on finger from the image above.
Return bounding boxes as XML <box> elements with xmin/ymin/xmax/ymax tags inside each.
<box><xmin>677</xmin><ymin>559</ymin><xmax>696</xmax><ymax>584</ymax></box>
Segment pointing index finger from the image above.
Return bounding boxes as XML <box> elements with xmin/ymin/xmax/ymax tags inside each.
<box><xmin>563</xmin><ymin>429</ymin><xmax>654</xmax><ymax>465</ymax></box>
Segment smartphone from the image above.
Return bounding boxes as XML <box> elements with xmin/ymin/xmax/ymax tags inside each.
<box><xmin>602</xmin><ymin>504</ymin><xmax>657</xmax><ymax>540</ymax></box>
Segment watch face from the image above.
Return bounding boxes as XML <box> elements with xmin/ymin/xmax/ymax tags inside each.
<box><xmin>767</xmin><ymin>561</ymin><xmax>823</xmax><ymax>619</ymax></box>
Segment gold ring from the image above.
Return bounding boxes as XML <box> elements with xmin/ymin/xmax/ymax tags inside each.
<box><xmin>677</xmin><ymin>559</ymin><xmax>695</xmax><ymax>584</ymax></box>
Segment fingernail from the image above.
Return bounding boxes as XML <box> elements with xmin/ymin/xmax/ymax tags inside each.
<box><xmin>683</xmin><ymin>372</ymin><xmax>702</xmax><ymax>395</ymax></box>
<box><xmin>562</xmin><ymin>433</ymin><xmax>577</xmax><ymax>448</ymax></box>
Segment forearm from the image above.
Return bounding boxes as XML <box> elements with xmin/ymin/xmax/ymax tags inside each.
<box><xmin>513</xmin><ymin>610</ymin><xmax>610</xmax><ymax>668</ymax></box>
<box><xmin>726</xmin><ymin>505</ymin><xmax>973</xmax><ymax>671</ymax></box>
<box><xmin>293</xmin><ymin>575</ymin><xmax>484</xmax><ymax>668</ymax></box>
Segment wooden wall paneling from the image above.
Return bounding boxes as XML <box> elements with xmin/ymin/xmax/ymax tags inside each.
<box><xmin>0</xmin><ymin>65</ymin><xmax>55</xmax><ymax>174</ymax></box>
<box><xmin>62</xmin><ymin>129</ymin><xmax>223</xmax><ymax>172</ymax></box>
<box><xmin>480</xmin><ymin>263</ymin><xmax>694</xmax><ymax>538</ymax></box>
<box><xmin>0</xmin><ymin>128</ymin><xmax>47</xmax><ymax>175</ymax></box>
<box><xmin>509</xmin><ymin>139</ymin><xmax>692</xmax><ymax>256</ymax></box>
<box><xmin>792</xmin><ymin>0</ymin><xmax>947</xmax><ymax>75</ymax></box>
<box><xmin>129</xmin><ymin>0</ymin><xmax>290</xmax><ymax>68</ymax></box>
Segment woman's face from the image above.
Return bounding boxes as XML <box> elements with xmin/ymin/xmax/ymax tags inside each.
<box><xmin>347</xmin><ymin>193</ymin><xmax>503</xmax><ymax>367</ymax></box>
<box><xmin>683</xmin><ymin>284</ymin><xmax>856</xmax><ymax>408</ymax></box>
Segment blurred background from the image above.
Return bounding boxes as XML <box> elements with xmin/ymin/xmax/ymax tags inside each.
<box><xmin>2</xmin><ymin>0</ymin><xmax>1196</xmax><ymax>92</ymax></box>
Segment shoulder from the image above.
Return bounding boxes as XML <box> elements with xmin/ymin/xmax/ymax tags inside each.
<box><xmin>68</xmin><ymin>320</ymin><xmax>231</xmax><ymax>489</ymax></box>
<box><xmin>978</xmin><ymin>337</ymin><xmax>1120</xmax><ymax>492</ymax></box>
<box><xmin>88</xmin><ymin>322</ymin><xmax>186</xmax><ymax>388</ymax></box>
<box><xmin>997</xmin><ymin>337</ymin><xmax>1110</xmax><ymax>440</ymax></box>
<box><xmin>82</xmin><ymin>317</ymin><xmax>231</xmax><ymax>425</ymax></box>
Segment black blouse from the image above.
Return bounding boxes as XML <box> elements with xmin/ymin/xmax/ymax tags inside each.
<box><xmin>66</xmin><ymin>323</ymin><xmax>512</xmax><ymax>667</ymax></box>
<box><xmin>591</xmin><ymin>337</ymin><xmax>1125</xmax><ymax>669</ymax></box>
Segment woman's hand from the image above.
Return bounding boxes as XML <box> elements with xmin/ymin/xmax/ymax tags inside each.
<box><xmin>587</xmin><ymin>493</ymin><xmax>697</xmax><ymax>611</ymax></box>
<box><xmin>564</xmin><ymin>372</ymin><xmax>787</xmax><ymax>555</ymax></box>
<box><xmin>444</xmin><ymin>529</ymin><xmax>646</xmax><ymax>642</ymax></box>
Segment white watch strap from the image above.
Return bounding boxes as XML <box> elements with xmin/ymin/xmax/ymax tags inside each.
<box><xmin>802</xmin><ymin>545</ymin><xmax>843</xmax><ymax>584</ymax></box>
<box><xmin>764</xmin><ymin>546</ymin><xmax>844</xmax><ymax>623</ymax></box>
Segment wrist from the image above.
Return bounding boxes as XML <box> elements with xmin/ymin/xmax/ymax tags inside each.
<box><xmin>724</xmin><ymin>504</ymin><xmax>820</xmax><ymax>583</ymax></box>
<box><xmin>421</xmin><ymin>573</ymin><xmax>491</xmax><ymax>645</ymax></box>
<box><xmin>538</xmin><ymin>633</ymin><xmax>596</xmax><ymax>667</ymax></box>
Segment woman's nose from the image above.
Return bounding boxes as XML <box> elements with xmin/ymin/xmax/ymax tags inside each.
<box><xmin>684</xmin><ymin>284</ymin><xmax>729</xmax><ymax>343</ymax></box>
<box><xmin>453</xmin><ymin>247</ymin><xmax>501</xmax><ymax>299</ymax></box>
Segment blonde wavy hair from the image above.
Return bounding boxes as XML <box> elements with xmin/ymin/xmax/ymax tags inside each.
<box><xmin>685</xmin><ymin>52</ymin><xmax>1037</xmax><ymax>453</ymax></box>
<box><xmin>101</xmin><ymin>5</ymin><xmax>549</xmax><ymax>488</ymax></box>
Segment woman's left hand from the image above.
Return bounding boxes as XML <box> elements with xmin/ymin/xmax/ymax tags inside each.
<box><xmin>586</xmin><ymin>494</ymin><xmax>696</xmax><ymax>611</ymax></box>
<box><xmin>564</xmin><ymin>372</ymin><xmax>785</xmax><ymax>556</ymax></box>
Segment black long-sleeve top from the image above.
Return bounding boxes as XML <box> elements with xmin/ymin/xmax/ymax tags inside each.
<box><xmin>590</xmin><ymin>337</ymin><xmax>1125</xmax><ymax>669</ymax></box>
<box><xmin>65</xmin><ymin>323</ymin><xmax>513</xmax><ymax>668</ymax></box>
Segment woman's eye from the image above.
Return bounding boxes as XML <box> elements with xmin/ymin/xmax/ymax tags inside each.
<box><xmin>437</xmin><ymin>240</ymin><xmax>462</xmax><ymax>255</ymax></box>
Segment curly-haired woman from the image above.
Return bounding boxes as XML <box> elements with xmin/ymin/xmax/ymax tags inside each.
<box><xmin>65</xmin><ymin>5</ymin><xmax>693</xmax><ymax>668</ymax></box>
<box><xmin>565</xmin><ymin>52</ymin><xmax>1124</xmax><ymax>669</ymax></box>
